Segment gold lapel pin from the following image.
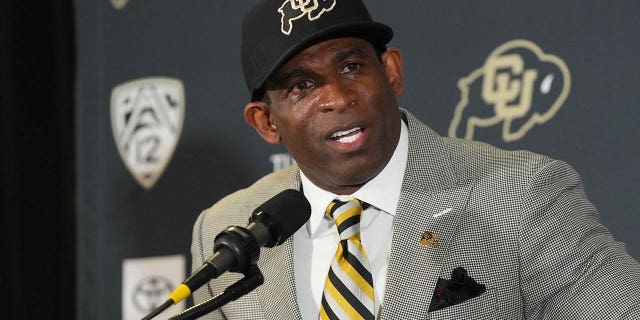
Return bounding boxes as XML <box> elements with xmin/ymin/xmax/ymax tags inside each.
<box><xmin>419</xmin><ymin>231</ymin><xmax>439</xmax><ymax>247</ymax></box>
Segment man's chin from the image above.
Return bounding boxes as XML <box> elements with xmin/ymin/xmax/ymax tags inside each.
<box><xmin>324</xmin><ymin>172</ymin><xmax>380</xmax><ymax>194</ymax></box>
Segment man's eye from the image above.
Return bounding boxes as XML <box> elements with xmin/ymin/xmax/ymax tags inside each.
<box><xmin>293</xmin><ymin>80</ymin><xmax>312</xmax><ymax>92</ymax></box>
<box><xmin>341</xmin><ymin>62</ymin><xmax>361</xmax><ymax>74</ymax></box>
<box><xmin>288</xmin><ymin>79</ymin><xmax>314</xmax><ymax>100</ymax></box>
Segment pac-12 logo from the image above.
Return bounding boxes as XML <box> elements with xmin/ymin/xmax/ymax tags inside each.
<box><xmin>279</xmin><ymin>0</ymin><xmax>337</xmax><ymax>35</ymax></box>
<box><xmin>449</xmin><ymin>39</ymin><xmax>571</xmax><ymax>142</ymax></box>
<box><xmin>110</xmin><ymin>77</ymin><xmax>185</xmax><ymax>189</ymax></box>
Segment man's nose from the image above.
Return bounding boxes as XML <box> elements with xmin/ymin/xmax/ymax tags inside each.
<box><xmin>316</xmin><ymin>79</ymin><xmax>356</xmax><ymax>113</ymax></box>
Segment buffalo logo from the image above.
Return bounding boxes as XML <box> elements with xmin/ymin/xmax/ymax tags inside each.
<box><xmin>419</xmin><ymin>231</ymin><xmax>439</xmax><ymax>248</ymax></box>
<box><xmin>131</xmin><ymin>276</ymin><xmax>173</xmax><ymax>313</ymax></box>
<box><xmin>279</xmin><ymin>0</ymin><xmax>337</xmax><ymax>35</ymax></box>
<box><xmin>449</xmin><ymin>39</ymin><xmax>571</xmax><ymax>142</ymax></box>
<box><xmin>110</xmin><ymin>77</ymin><xmax>185</xmax><ymax>189</ymax></box>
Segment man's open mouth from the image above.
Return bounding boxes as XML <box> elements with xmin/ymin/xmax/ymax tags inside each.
<box><xmin>330</xmin><ymin>127</ymin><xmax>364</xmax><ymax>143</ymax></box>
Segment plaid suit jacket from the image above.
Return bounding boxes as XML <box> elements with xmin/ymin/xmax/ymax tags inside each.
<box><xmin>191</xmin><ymin>109</ymin><xmax>640</xmax><ymax>319</ymax></box>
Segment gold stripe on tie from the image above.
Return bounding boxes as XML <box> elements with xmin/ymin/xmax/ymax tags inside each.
<box><xmin>319</xmin><ymin>198</ymin><xmax>375</xmax><ymax>320</ymax></box>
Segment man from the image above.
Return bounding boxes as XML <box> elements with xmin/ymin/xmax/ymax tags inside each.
<box><xmin>191</xmin><ymin>0</ymin><xmax>640</xmax><ymax>319</ymax></box>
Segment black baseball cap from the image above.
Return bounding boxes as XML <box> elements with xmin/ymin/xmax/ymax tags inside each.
<box><xmin>241</xmin><ymin>0</ymin><xmax>393</xmax><ymax>101</ymax></box>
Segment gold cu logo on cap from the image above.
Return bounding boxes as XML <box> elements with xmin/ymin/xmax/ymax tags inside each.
<box><xmin>279</xmin><ymin>0</ymin><xmax>337</xmax><ymax>35</ymax></box>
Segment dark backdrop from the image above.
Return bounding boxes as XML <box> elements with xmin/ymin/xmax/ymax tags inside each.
<box><xmin>75</xmin><ymin>1</ymin><xmax>639</xmax><ymax>319</ymax></box>
<box><xmin>0</xmin><ymin>0</ymin><xmax>75</xmax><ymax>319</ymax></box>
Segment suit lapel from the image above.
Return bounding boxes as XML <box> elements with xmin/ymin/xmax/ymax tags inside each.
<box><xmin>379</xmin><ymin>110</ymin><xmax>475</xmax><ymax>319</ymax></box>
<box><xmin>255</xmin><ymin>168</ymin><xmax>304</xmax><ymax>320</ymax></box>
<box><xmin>256</xmin><ymin>238</ymin><xmax>302</xmax><ymax>319</ymax></box>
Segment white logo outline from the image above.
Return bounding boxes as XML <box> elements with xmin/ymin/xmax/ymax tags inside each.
<box><xmin>110</xmin><ymin>77</ymin><xmax>185</xmax><ymax>190</ymax></box>
<box><xmin>279</xmin><ymin>0</ymin><xmax>337</xmax><ymax>35</ymax></box>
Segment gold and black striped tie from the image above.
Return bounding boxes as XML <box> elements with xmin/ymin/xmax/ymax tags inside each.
<box><xmin>319</xmin><ymin>198</ymin><xmax>375</xmax><ymax>320</ymax></box>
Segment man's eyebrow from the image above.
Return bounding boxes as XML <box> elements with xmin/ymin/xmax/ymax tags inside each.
<box><xmin>270</xmin><ymin>67</ymin><xmax>305</xmax><ymax>89</ymax></box>
<box><xmin>333</xmin><ymin>47</ymin><xmax>369</xmax><ymax>62</ymax></box>
<box><xmin>268</xmin><ymin>47</ymin><xmax>370</xmax><ymax>88</ymax></box>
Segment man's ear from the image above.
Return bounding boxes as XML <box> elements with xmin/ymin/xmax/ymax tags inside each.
<box><xmin>244</xmin><ymin>101</ymin><xmax>281</xmax><ymax>144</ymax></box>
<box><xmin>381</xmin><ymin>48</ymin><xmax>404</xmax><ymax>98</ymax></box>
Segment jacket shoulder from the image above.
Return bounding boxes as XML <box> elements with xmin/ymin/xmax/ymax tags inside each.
<box><xmin>441</xmin><ymin>136</ymin><xmax>560</xmax><ymax>181</ymax></box>
<box><xmin>200</xmin><ymin>165</ymin><xmax>300</xmax><ymax>225</ymax></box>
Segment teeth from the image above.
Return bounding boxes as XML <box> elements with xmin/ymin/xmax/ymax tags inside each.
<box><xmin>336</xmin><ymin>132</ymin><xmax>361</xmax><ymax>143</ymax></box>
<box><xmin>331</xmin><ymin>127</ymin><xmax>362</xmax><ymax>143</ymax></box>
<box><xmin>331</xmin><ymin>127</ymin><xmax>361</xmax><ymax>138</ymax></box>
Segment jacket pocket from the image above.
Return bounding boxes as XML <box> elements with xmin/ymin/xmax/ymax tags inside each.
<box><xmin>427</xmin><ymin>288</ymin><xmax>497</xmax><ymax>320</ymax></box>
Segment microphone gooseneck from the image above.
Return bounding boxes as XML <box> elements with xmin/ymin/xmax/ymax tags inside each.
<box><xmin>141</xmin><ymin>189</ymin><xmax>310</xmax><ymax>320</ymax></box>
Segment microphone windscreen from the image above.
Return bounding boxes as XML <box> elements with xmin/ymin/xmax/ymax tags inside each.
<box><xmin>250</xmin><ymin>189</ymin><xmax>311</xmax><ymax>246</ymax></box>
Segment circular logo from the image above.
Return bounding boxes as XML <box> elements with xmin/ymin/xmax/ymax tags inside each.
<box><xmin>132</xmin><ymin>276</ymin><xmax>174</xmax><ymax>313</ymax></box>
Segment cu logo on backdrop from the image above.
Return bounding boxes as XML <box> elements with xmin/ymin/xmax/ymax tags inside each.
<box><xmin>449</xmin><ymin>39</ymin><xmax>571</xmax><ymax>142</ymax></box>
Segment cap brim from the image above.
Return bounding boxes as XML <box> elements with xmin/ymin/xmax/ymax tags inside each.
<box><xmin>252</xmin><ymin>21</ymin><xmax>393</xmax><ymax>100</ymax></box>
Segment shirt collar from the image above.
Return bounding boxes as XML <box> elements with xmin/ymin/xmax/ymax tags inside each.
<box><xmin>300</xmin><ymin>120</ymin><xmax>409</xmax><ymax>237</ymax></box>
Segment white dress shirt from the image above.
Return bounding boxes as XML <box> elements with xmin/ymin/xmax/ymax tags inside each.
<box><xmin>294</xmin><ymin>120</ymin><xmax>409</xmax><ymax>320</ymax></box>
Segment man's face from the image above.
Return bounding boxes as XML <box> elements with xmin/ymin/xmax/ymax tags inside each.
<box><xmin>246</xmin><ymin>37</ymin><xmax>403</xmax><ymax>195</ymax></box>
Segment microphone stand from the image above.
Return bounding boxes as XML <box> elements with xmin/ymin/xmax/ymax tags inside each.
<box><xmin>168</xmin><ymin>264</ymin><xmax>264</xmax><ymax>320</ymax></box>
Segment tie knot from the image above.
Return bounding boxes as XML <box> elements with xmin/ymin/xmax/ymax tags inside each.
<box><xmin>326</xmin><ymin>198</ymin><xmax>365</xmax><ymax>240</ymax></box>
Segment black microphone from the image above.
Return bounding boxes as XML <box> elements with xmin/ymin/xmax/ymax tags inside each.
<box><xmin>165</xmin><ymin>189</ymin><xmax>310</xmax><ymax>306</ymax></box>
